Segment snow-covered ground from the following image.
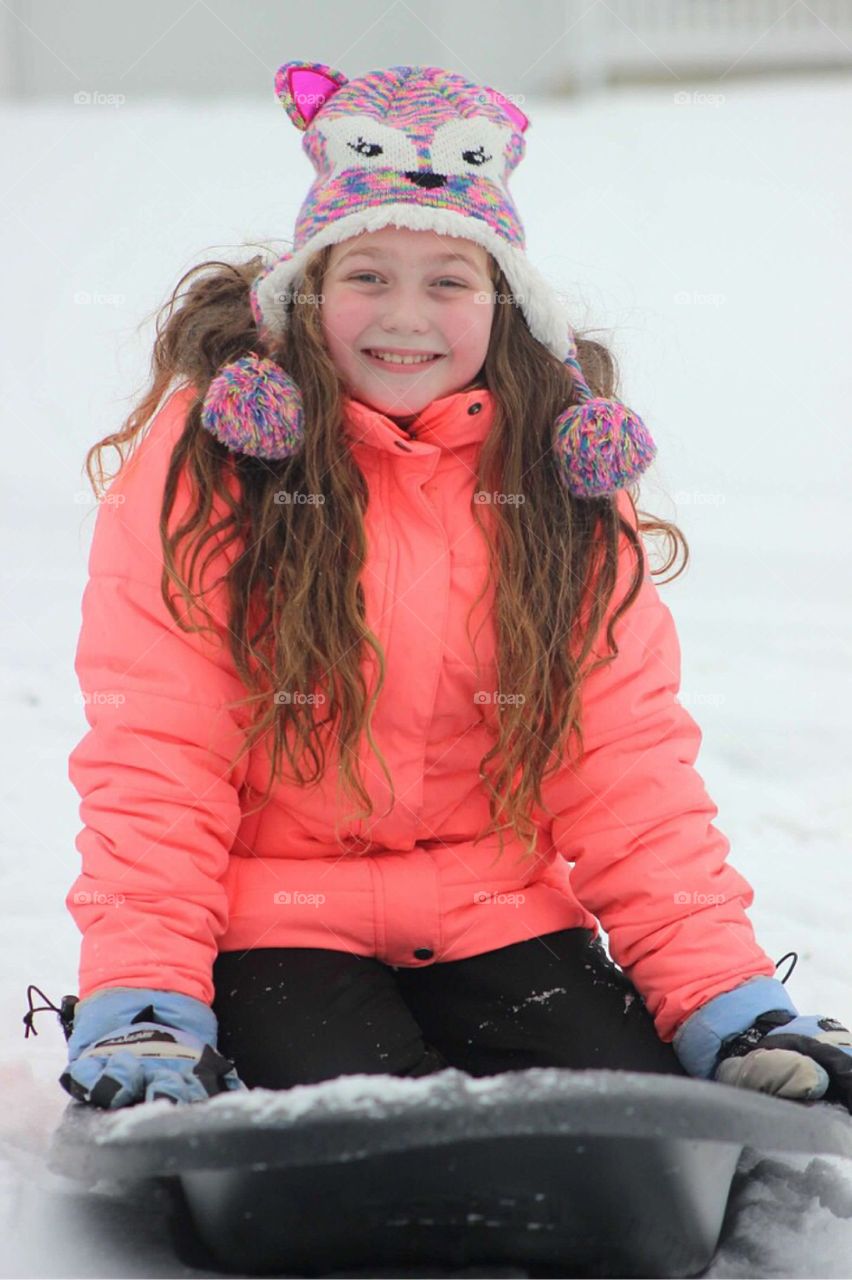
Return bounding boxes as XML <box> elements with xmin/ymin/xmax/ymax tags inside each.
<box><xmin>1</xmin><ymin>69</ymin><xmax>851</xmax><ymax>1276</ymax></box>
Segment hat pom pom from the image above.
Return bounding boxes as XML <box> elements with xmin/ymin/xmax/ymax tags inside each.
<box><xmin>553</xmin><ymin>398</ymin><xmax>656</xmax><ymax>497</ymax></box>
<box><xmin>201</xmin><ymin>353</ymin><xmax>304</xmax><ymax>460</ymax></box>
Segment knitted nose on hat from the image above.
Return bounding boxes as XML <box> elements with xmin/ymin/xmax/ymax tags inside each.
<box><xmin>200</xmin><ymin>60</ymin><xmax>656</xmax><ymax>497</ymax></box>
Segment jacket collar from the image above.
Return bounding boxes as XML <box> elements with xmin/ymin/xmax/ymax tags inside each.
<box><xmin>342</xmin><ymin>386</ymin><xmax>494</xmax><ymax>456</ymax></box>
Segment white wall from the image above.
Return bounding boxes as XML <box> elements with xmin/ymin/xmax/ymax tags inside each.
<box><xmin>0</xmin><ymin>0</ymin><xmax>569</xmax><ymax>100</ymax></box>
<box><xmin>4</xmin><ymin>0</ymin><xmax>849</xmax><ymax>103</ymax></box>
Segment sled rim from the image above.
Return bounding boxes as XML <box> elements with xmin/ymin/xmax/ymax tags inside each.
<box><xmin>47</xmin><ymin>1065</ymin><xmax>852</xmax><ymax>1184</ymax></box>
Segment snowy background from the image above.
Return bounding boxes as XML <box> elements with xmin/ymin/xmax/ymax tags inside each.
<box><xmin>1</xmin><ymin>68</ymin><xmax>851</xmax><ymax>1277</ymax></box>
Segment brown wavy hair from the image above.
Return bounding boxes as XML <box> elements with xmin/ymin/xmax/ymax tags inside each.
<box><xmin>84</xmin><ymin>244</ymin><xmax>688</xmax><ymax>866</ymax></box>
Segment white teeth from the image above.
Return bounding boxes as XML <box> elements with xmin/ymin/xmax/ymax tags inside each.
<box><xmin>366</xmin><ymin>350</ymin><xmax>440</xmax><ymax>365</ymax></box>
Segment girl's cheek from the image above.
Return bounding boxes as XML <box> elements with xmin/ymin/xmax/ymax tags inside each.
<box><xmin>323</xmin><ymin>290</ymin><xmax>375</xmax><ymax>348</ymax></box>
<box><xmin>450</xmin><ymin>298</ymin><xmax>493</xmax><ymax>345</ymax></box>
<box><xmin>321</xmin><ymin>303</ymin><xmax>357</xmax><ymax>354</ymax></box>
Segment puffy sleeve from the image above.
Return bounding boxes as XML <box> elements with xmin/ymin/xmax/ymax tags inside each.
<box><xmin>66</xmin><ymin>386</ymin><xmax>250</xmax><ymax>1006</ymax></box>
<box><xmin>542</xmin><ymin>491</ymin><xmax>777</xmax><ymax>1043</ymax></box>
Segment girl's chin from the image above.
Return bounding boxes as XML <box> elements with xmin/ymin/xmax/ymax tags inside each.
<box><xmin>353</xmin><ymin>391</ymin><xmax>431</xmax><ymax>418</ymax></box>
<box><xmin>347</xmin><ymin>371</ymin><xmax>459</xmax><ymax>414</ymax></box>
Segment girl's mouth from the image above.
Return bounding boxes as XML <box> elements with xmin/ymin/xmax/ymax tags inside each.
<box><xmin>362</xmin><ymin>349</ymin><xmax>445</xmax><ymax>373</ymax></box>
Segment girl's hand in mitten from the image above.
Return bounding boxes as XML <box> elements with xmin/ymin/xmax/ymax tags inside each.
<box><xmin>672</xmin><ymin>975</ymin><xmax>852</xmax><ymax>1113</ymax></box>
<box><xmin>713</xmin><ymin>1010</ymin><xmax>852</xmax><ymax>1108</ymax></box>
<box><xmin>60</xmin><ymin>987</ymin><xmax>247</xmax><ymax>1109</ymax></box>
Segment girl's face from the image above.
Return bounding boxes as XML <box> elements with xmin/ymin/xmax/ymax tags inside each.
<box><xmin>320</xmin><ymin>226</ymin><xmax>495</xmax><ymax>420</ymax></box>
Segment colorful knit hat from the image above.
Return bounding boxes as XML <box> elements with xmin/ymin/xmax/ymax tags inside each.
<box><xmin>201</xmin><ymin>60</ymin><xmax>656</xmax><ymax>497</ymax></box>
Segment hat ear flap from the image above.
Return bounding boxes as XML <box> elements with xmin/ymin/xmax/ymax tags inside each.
<box><xmin>275</xmin><ymin>61</ymin><xmax>348</xmax><ymax>130</ymax></box>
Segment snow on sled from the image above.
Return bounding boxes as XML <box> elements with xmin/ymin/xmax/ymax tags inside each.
<box><xmin>48</xmin><ymin>1065</ymin><xmax>852</xmax><ymax>1279</ymax></box>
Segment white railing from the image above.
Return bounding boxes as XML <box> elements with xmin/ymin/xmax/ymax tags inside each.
<box><xmin>563</xmin><ymin>0</ymin><xmax>852</xmax><ymax>90</ymax></box>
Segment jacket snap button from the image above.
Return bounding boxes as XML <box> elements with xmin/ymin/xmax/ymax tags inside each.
<box><xmin>413</xmin><ymin>947</ymin><xmax>433</xmax><ymax>960</ymax></box>
<box><xmin>467</xmin><ymin>402</ymin><xmax>482</xmax><ymax>415</ymax></box>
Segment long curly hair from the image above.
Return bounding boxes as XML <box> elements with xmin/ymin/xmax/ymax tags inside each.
<box><xmin>84</xmin><ymin>244</ymin><xmax>688</xmax><ymax>866</ymax></box>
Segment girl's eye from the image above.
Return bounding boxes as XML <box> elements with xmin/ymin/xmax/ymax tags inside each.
<box><xmin>347</xmin><ymin>273</ymin><xmax>465</xmax><ymax>288</ymax></box>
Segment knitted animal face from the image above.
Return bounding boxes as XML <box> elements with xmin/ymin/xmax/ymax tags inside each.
<box><xmin>276</xmin><ymin>61</ymin><xmax>530</xmax><ymax>254</ymax></box>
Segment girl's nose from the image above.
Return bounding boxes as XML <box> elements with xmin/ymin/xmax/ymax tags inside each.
<box><xmin>379</xmin><ymin>293</ymin><xmax>431</xmax><ymax>332</ymax></box>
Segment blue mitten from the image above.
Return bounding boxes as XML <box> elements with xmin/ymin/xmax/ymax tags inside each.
<box><xmin>673</xmin><ymin>976</ymin><xmax>852</xmax><ymax>1110</ymax></box>
<box><xmin>61</xmin><ymin>987</ymin><xmax>247</xmax><ymax>1109</ymax></box>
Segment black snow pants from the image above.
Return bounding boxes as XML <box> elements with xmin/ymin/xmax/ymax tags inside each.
<box><xmin>211</xmin><ymin>927</ymin><xmax>688</xmax><ymax>1089</ymax></box>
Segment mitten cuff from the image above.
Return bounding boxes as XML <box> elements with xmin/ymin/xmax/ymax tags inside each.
<box><xmin>69</xmin><ymin>987</ymin><xmax>217</xmax><ymax>1055</ymax></box>
<box><xmin>672</xmin><ymin>977</ymin><xmax>799</xmax><ymax>1079</ymax></box>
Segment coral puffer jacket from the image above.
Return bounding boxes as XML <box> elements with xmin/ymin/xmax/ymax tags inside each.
<box><xmin>66</xmin><ymin>383</ymin><xmax>777</xmax><ymax>1042</ymax></box>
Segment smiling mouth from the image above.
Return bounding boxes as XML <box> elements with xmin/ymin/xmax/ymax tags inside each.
<box><xmin>362</xmin><ymin>349</ymin><xmax>445</xmax><ymax>367</ymax></box>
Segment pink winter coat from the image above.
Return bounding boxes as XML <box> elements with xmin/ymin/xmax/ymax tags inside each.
<box><xmin>67</xmin><ymin>383</ymin><xmax>776</xmax><ymax>1042</ymax></box>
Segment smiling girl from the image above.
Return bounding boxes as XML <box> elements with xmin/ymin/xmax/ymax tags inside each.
<box><xmin>57</xmin><ymin>61</ymin><xmax>852</xmax><ymax>1114</ymax></box>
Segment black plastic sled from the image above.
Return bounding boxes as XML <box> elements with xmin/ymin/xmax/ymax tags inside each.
<box><xmin>48</xmin><ymin>1065</ymin><xmax>852</xmax><ymax>1278</ymax></box>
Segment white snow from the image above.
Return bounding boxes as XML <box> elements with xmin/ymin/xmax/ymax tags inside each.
<box><xmin>1</xmin><ymin>69</ymin><xmax>851</xmax><ymax>1276</ymax></box>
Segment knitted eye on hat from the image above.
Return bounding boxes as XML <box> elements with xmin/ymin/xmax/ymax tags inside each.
<box><xmin>201</xmin><ymin>60</ymin><xmax>656</xmax><ymax>497</ymax></box>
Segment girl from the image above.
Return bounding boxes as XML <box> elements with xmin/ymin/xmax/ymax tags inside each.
<box><xmin>56</xmin><ymin>61</ymin><xmax>851</xmax><ymax>1111</ymax></box>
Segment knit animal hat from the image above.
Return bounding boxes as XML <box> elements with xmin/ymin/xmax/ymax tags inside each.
<box><xmin>202</xmin><ymin>60</ymin><xmax>656</xmax><ymax>497</ymax></box>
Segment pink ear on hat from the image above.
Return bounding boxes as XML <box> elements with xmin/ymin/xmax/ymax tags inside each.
<box><xmin>274</xmin><ymin>61</ymin><xmax>348</xmax><ymax>131</ymax></box>
<box><xmin>484</xmin><ymin>87</ymin><xmax>529</xmax><ymax>134</ymax></box>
